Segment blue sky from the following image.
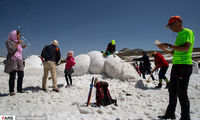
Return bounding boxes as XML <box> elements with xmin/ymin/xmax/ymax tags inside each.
<box><xmin>0</xmin><ymin>0</ymin><xmax>199</xmax><ymax>58</ymax></box>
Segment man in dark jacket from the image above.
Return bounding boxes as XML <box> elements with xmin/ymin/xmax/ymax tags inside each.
<box><xmin>41</xmin><ymin>40</ymin><xmax>61</xmax><ymax>92</ymax></box>
<box><xmin>133</xmin><ymin>51</ymin><xmax>155</xmax><ymax>80</ymax></box>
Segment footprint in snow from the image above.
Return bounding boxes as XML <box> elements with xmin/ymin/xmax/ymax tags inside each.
<box><xmin>96</xmin><ymin>109</ymin><xmax>103</xmax><ymax>114</ymax></box>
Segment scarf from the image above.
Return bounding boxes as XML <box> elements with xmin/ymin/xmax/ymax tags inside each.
<box><xmin>8</xmin><ymin>30</ymin><xmax>23</xmax><ymax>60</ymax></box>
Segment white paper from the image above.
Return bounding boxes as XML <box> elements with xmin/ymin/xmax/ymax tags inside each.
<box><xmin>154</xmin><ymin>40</ymin><xmax>162</xmax><ymax>45</ymax></box>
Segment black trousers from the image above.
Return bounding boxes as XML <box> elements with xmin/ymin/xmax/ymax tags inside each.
<box><xmin>165</xmin><ymin>64</ymin><xmax>192</xmax><ymax>120</ymax></box>
<box><xmin>65</xmin><ymin>74</ymin><xmax>72</xmax><ymax>85</ymax></box>
<box><xmin>142</xmin><ymin>66</ymin><xmax>155</xmax><ymax>80</ymax></box>
<box><xmin>9</xmin><ymin>70</ymin><xmax>24</xmax><ymax>92</ymax></box>
<box><xmin>158</xmin><ymin>66</ymin><xmax>168</xmax><ymax>80</ymax></box>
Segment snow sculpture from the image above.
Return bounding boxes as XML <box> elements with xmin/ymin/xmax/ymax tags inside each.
<box><xmin>25</xmin><ymin>55</ymin><xmax>43</xmax><ymax>69</ymax></box>
<box><xmin>72</xmin><ymin>54</ymin><xmax>90</xmax><ymax>76</ymax></box>
<box><xmin>24</xmin><ymin>55</ymin><xmax>43</xmax><ymax>75</ymax></box>
<box><xmin>87</xmin><ymin>51</ymin><xmax>105</xmax><ymax>74</ymax></box>
<box><xmin>104</xmin><ymin>55</ymin><xmax>139</xmax><ymax>81</ymax></box>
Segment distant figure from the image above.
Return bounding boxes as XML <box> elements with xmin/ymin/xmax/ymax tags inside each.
<box><xmin>133</xmin><ymin>52</ymin><xmax>155</xmax><ymax>80</ymax></box>
<box><xmin>139</xmin><ymin>61</ymin><xmax>144</xmax><ymax>76</ymax></box>
<box><xmin>3</xmin><ymin>59</ymin><xmax>6</xmax><ymax>65</ymax></box>
<box><xmin>4</xmin><ymin>30</ymin><xmax>27</xmax><ymax>96</ymax></box>
<box><xmin>41</xmin><ymin>40</ymin><xmax>61</xmax><ymax>92</ymax></box>
<box><xmin>157</xmin><ymin>16</ymin><xmax>194</xmax><ymax>120</ymax></box>
<box><xmin>133</xmin><ymin>61</ymin><xmax>141</xmax><ymax>76</ymax></box>
<box><xmin>64</xmin><ymin>51</ymin><xmax>76</xmax><ymax>88</ymax></box>
<box><xmin>102</xmin><ymin>40</ymin><xmax>116</xmax><ymax>56</ymax></box>
<box><xmin>150</xmin><ymin>52</ymin><xmax>169</xmax><ymax>88</ymax></box>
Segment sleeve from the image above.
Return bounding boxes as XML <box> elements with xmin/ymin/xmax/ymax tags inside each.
<box><xmin>106</xmin><ymin>43</ymin><xmax>110</xmax><ymax>52</ymax></box>
<box><xmin>6</xmin><ymin>40</ymin><xmax>17</xmax><ymax>54</ymax></box>
<box><xmin>186</xmin><ymin>31</ymin><xmax>194</xmax><ymax>44</ymax></box>
<box><xmin>154</xmin><ymin>55</ymin><xmax>162</xmax><ymax>68</ymax></box>
<box><xmin>41</xmin><ymin>46</ymin><xmax>47</xmax><ymax>58</ymax></box>
<box><xmin>67</xmin><ymin>58</ymin><xmax>76</xmax><ymax>67</ymax></box>
<box><xmin>136</xmin><ymin>56</ymin><xmax>144</xmax><ymax>61</ymax></box>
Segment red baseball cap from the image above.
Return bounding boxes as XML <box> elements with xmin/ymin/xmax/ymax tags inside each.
<box><xmin>166</xmin><ymin>16</ymin><xmax>182</xmax><ymax>27</ymax></box>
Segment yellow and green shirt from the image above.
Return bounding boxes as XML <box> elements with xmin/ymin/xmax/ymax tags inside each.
<box><xmin>173</xmin><ymin>28</ymin><xmax>195</xmax><ymax>65</ymax></box>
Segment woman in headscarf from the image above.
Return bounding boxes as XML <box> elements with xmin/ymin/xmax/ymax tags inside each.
<box><xmin>4</xmin><ymin>30</ymin><xmax>26</xmax><ymax>96</ymax></box>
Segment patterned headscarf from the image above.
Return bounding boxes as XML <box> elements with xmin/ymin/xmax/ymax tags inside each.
<box><xmin>8</xmin><ymin>30</ymin><xmax>18</xmax><ymax>43</ymax></box>
<box><xmin>7</xmin><ymin>30</ymin><xmax>23</xmax><ymax>60</ymax></box>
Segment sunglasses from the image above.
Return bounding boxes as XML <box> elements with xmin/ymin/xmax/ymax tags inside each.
<box><xmin>168</xmin><ymin>22</ymin><xmax>175</xmax><ymax>28</ymax></box>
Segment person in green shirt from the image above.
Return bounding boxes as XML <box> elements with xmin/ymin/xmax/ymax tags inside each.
<box><xmin>156</xmin><ymin>16</ymin><xmax>194</xmax><ymax>120</ymax></box>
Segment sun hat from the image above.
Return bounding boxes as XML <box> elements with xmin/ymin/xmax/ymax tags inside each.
<box><xmin>51</xmin><ymin>40</ymin><xmax>58</xmax><ymax>46</ymax></box>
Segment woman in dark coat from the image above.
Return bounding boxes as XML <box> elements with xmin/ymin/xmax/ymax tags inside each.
<box><xmin>4</xmin><ymin>30</ymin><xmax>26</xmax><ymax>96</ymax></box>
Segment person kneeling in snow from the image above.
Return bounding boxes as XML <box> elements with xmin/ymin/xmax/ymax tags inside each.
<box><xmin>101</xmin><ymin>40</ymin><xmax>116</xmax><ymax>56</ymax></box>
<box><xmin>94</xmin><ymin>78</ymin><xmax>117</xmax><ymax>107</ymax></box>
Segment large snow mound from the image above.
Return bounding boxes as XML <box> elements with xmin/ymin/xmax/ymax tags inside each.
<box><xmin>72</xmin><ymin>54</ymin><xmax>90</xmax><ymax>76</ymax></box>
<box><xmin>23</xmin><ymin>53</ymin><xmax>140</xmax><ymax>81</ymax></box>
<box><xmin>24</xmin><ymin>55</ymin><xmax>43</xmax><ymax>75</ymax></box>
<box><xmin>104</xmin><ymin>55</ymin><xmax>140</xmax><ymax>81</ymax></box>
<box><xmin>87</xmin><ymin>51</ymin><xmax>105</xmax><ymax>74</ymax></box>
<box><xmin>25</xmin><ymin>55</ymin><xmax>43</xmax><ymax>69</ymax></box>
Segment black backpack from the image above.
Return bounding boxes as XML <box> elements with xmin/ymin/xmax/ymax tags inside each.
<box><xmin>41</xmin><ymin>45</ymin><xmax>54</xmax><ymax>61</ymax></box>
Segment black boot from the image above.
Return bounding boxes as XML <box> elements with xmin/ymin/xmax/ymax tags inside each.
<box><xmin>165</xmin><ymin>82</ymin><xmax>169</xmax><ymax>89</ymax></box>
<box><xmin>155</xmin><ymin>83</ymin><xmax>162</xmax><ymax>88</ymax></box>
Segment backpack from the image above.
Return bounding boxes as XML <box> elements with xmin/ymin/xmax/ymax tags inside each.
<box><xmin>96</xmin><ymin>81</ymin><xmax>117</xmax><ymax>107</ymax></box>
<box><xmin>41</xmin><ymin>45</ymin><xmax>54</xmax><ymax>61</ymax></box>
